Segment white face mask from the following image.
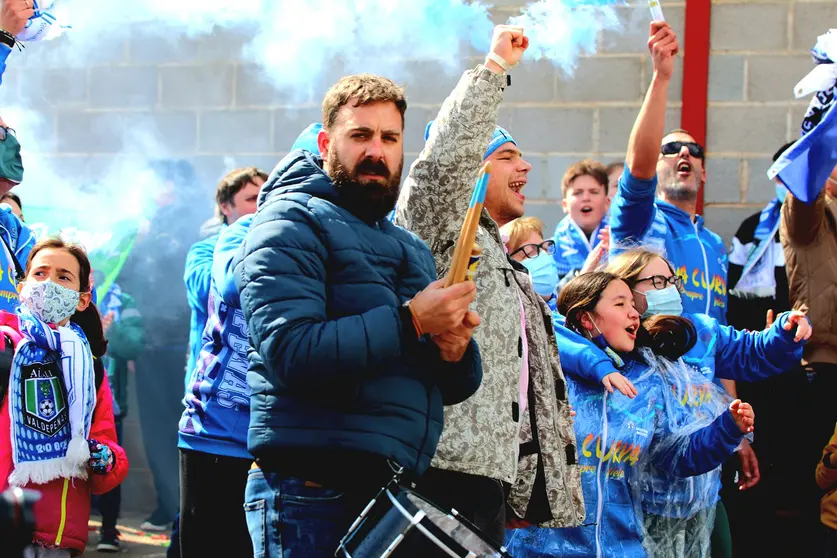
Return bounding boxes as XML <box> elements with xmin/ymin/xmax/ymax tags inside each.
<box><xmin>20</xmin><ymin>280</ymin><xmax>80</xmax><ymax>324</ymax></box>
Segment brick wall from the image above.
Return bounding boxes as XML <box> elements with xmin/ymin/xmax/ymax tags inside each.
<box><xmin>1</xmin><ymin>0</ymin><xmax>829</xmax><ymax>515</ymax></box>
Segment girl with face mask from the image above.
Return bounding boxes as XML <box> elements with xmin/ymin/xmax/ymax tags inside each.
<box><xmin>506</xmin><ymin>272</ymin><xmax>756</xmax><ymax>558</ymax></box>
<box><xmin>0</xmin><ymin>237</ymin><xmax>128</xmax><ymax>557</ymax></box>
<box><xmin>502</xmin><ymin>217</ymin><xmax>560</xmax><ymax>309</ymax></box>
<box><xmin>557</xmin><ymin>248</ymin><xmax>812</xmax><ymax>557</ymax></box>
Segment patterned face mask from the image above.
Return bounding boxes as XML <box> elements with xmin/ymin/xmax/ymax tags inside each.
<box><xmin>20</xmin><ymin>280</ymin><xmax>80</xmax><ymax>325</ymax></box>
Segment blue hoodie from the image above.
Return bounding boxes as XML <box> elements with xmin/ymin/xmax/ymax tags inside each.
<box><xmin>0</xmin><ymin>205</ymin><xmax>34</xmax><ymax>312</ymax></box>
<box><xmin>609</xmin><ymin>167</ymin><xmax>729</xmax><ymax>324</ymax></box>
<box><xmin>183</xmin><ymin>232</ymin><xmax>220</xmax><ymax>388</ymax></box>
<box><xmin>552</xmin><ymin>214</ymin><xmax>608</xmax><ymax>286</ymax></box>
<box><xmin>506</xmin><ymin>324</ymin><xmax>743</xmax><ymax>558</ymax></box>
<box><xmin>556</xmin><ymin>311</ymin><xmax>805</xmax><ymax>519</ymax></box>
<box><xmin>178</xmin><ymin>216</ymin><xmax>253</xmax><ymax>459</ymax></box>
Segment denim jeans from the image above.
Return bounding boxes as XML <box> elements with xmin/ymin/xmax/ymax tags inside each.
<box><xmin>244</xmin><ymin>468</ymin><xmax>360</xmax><ymax>558</ymax></box>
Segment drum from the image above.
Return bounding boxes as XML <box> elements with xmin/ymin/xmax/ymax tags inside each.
<box><xmin>336</xmin><ymin>480</ymin><xmax>512</xmax><ymax>558</ymax></box>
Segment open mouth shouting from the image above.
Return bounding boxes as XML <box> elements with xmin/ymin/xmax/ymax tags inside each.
<box><xmin>580</xmin><ymin>205</ymin><xmax>593</xmax><ymax>215</ymax></box>
<box><xmin>676</xmin><ymin>159</ymin><xmax>693</xmax><ymax>180</ymax></box>
<box><xmin>624</xmin><ymin>323</ymin><xmax>638</xmax><ymax>340</ymax></box>
<box><xmin>509</xmin><ymin>179</ymin><xmax>526</xmax><ymax>202</ymax></box>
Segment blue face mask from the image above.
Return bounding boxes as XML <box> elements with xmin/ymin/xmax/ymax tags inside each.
<box><xmin>522</xmin><ymin>251</ymin><xmax>558</xmax><ymax>299</ymax></box>
<box><xmin>637</xmin><ymin>285</ymin><xmax>683</xmax><ymax>319</ymax></box>
<box><xmin>775</xmin><ymin>182</ymin><xmax>788</xmax><ymax>202</ymax></box>
<box><xmin>587</xmin><ymin>313</ymin><xmax>625</xmax><ymax>368</ymax></box>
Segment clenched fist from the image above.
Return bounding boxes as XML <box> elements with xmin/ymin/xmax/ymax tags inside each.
<box><xmin>485</xmin><ymin>25</ymin><xmax>529</xmax><ymax>73</ymax></box>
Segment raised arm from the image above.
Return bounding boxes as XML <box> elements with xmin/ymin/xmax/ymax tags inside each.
<box><xmin>608</xmin><ymin>22</ymin><xmax>678</xmax><ymax>247</ymax></box>
<box><xmin>709</xmin><ymin>311</ymin><xmax>807</xmax><ymax>382</ymax></box>
<box><xmin>395</xmin><ymin>26</ymin><xmax>522</xmax><ymax>258</ymax></box>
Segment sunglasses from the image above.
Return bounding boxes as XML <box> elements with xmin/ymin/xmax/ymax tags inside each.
<box><xmin>661</xmin><ymin>141</ymin><xmax>704</xmax><ymax>160</ymax></box>
<box><xmin>510</xmin><ymin>239</ymin><xmax>556</xmax><ymax>260</ymax></box>
<box><xmin>635</xmin><ymin>274</ymin><xmax>684</xmax><ymax>290</ymax></box>
<box><xmin>0</xmin><ymin>127</ymin><xmax>16</xmax><ymax>141</ymax></box>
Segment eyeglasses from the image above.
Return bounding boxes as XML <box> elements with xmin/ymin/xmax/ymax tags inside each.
<box><xmin>635</xmin><ymin>274</ymin><xmax>684</xmax><ymax>290</ymax></box>
<box><xmin>510</xmin><ymin>239</ymin><xmax>556</xmax><ymax>259</ymax></box>
<box><xmin>661</xmin><ymin>141</ymin><xmax>704</xmax><ymax>160</ymax></box>
<box><xmin>0</xmin><ymin>127</ymin><xmax>16</xmax><ymax>141</ymax></box>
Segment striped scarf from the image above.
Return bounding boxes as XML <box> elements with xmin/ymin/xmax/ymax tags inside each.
<box><xmin>8</xmin><ymin>308</ymin><xmax>96</xmax><ymax>486</ymax></box>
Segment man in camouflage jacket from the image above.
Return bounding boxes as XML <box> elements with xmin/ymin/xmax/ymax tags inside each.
<box><xmin>396</xmin><ymin>25</ymin><xmax>584</xmax><ymax>543</ymax></box>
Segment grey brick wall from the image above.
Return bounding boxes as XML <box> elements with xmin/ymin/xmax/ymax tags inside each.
<box><xmin>0</xmin><ymin>0</ymin><xmax>827</xmax><ymax>515</ymax></box>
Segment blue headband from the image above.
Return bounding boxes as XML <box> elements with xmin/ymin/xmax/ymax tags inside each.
<box><xmin>424</xmin><ymin>120</ymin><xmax>517</xmax><ymax>159</ymax></box>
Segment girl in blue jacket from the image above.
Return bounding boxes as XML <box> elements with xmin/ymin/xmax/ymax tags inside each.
<box><xmin>506</xmin><ymin>272</ymin><xmax>755</xmax><ymax>558</ymax></box>
<box><xmin>557</xmin><ymin>248</ymin><xmax>811</xmax><ymax>557</ymax></box>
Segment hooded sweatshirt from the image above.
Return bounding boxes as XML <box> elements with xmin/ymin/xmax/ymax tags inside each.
<box><xmin>609</xmin><ymin>167</ymin><xmax>728</xmax><ymax>324</ymax></box>
<box><xmin>178</xmin><ymin>216</ymin><xmax>253</xmax><ymax>459</ymax></box>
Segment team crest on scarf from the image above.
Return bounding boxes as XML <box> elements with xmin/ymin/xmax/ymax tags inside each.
<box><xmin>21</xmin><ymin>362</ymin><xmax>68</xmax><ymax>436</ymax></box>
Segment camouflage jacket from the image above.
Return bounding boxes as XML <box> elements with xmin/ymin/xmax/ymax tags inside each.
<box><xmin>395</xmin><ymin>65</ymin><xmax>585</xmax><ymax>527</ymax></box>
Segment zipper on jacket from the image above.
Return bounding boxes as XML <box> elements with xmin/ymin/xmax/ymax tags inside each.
<box><xmin>54</xmin><ymin>478</ymin><xmax>70</xmax><ymax>546</ymax></box>
<box><xmin>595</xmin><ymin>392</ymin><xmax>609</xmax><ymax>558</ymax></box>
<box><xmin>693</xmin><ymin>221</ymin><xmax>711</xmax><ymax>315</ymax></box>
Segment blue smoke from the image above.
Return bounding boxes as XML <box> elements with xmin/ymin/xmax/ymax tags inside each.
<box><xmin>2</xmin><ymin>0</ymin><xmax>628</xmax><ymax>239</ymax></box>
<box><xmin>511</xmin><ymin>0</ymin><xmax>624</xmax><ymax>75</ymax></box>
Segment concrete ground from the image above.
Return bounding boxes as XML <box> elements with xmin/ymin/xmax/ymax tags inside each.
<box><xmin>85</xmin><ymin>514</ymin><xmax>171</xmax><ymax>557</ymax></box>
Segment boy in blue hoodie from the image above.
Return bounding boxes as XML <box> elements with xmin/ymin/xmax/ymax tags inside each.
<box><xmin>178</xmin><ymin>168</ymin><xmax>265</xmax><ymax>556</ymax></box>
<box><xmin>608</xmin><ymin>22</ymin><xmax>727</xmax><ymax>325</ymax></box>
<box><xmin>183</xmin><ymin>167</ymin><xmax>265</xmax><ymax>388</ymax></box>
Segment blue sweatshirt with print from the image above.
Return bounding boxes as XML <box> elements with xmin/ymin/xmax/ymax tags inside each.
<box><xmin>178</xmin><ymin>217</ymin><xmax>252</xmax><ymax>459</ymax></box>
<box><xmin>555</xmin><ymin>311</ymin><xmax>805</xmax><ymax>518</ymax></box>
<box><xmin>609</xmin><ymin>167</ymin><xmax>729</xmax><ymax>323</ymax></box>
<box><xmin>183</xmin><ymin>233</ymin><xmax>220</xmax><ymax>388</ymax></box>
<box><xmin>506</xmin><ymin>323</ymin><xmax>743</xmax><ymax>558</ymax></box>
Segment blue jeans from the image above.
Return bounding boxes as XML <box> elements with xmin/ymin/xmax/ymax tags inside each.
<box><xmin>244</xmin><ymin>468</ymin><xmax>357</xmax><ymax>558</ymax></box>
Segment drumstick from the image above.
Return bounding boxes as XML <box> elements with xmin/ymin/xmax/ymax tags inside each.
<box><xmin>445</xmin><ymin>161</ymin><xmax>492</xmax><ymax>287</ymax></box>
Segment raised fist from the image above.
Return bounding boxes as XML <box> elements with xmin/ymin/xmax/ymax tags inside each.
<box><xmin>485</xmin><ymin>25</ymin><xmax>529</xmax><ymax>72</ymax></box>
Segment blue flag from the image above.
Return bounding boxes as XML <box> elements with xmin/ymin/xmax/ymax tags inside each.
<box><xmin>768</xmin><ymin>30</ymin><xmax>837</xmax><ymax>204</ymax></box>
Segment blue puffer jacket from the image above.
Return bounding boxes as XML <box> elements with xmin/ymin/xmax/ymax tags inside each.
<box><xmin>556</xmin><ymin>311</ymin><xmax>805</xmax><ymax>519</ymax></box>
<box><xmin>506</xmin><ymin>322</ymin><xmax>743</xmax><ymax>558</ymax></box>
<box><xmin>232</xmin><ymin>150</ymin><xmax>482</xmax><ymax>473</ymax></box>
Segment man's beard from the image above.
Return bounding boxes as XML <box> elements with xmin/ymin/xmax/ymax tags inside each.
<box><xmin>658</xmin><ymin>167</ymin><xmax>699</xmax><ymax>202</ymax></box>
<box><xmin>329</xmin><ymin>149</ymin><xmax>403</xmax><ymax>222</ymax></box>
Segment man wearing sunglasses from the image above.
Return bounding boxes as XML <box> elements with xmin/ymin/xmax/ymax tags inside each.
<box><xmin>608</xmin><ymin>21</ymin><xmax>728</xmax><ymax>325</ymax></box>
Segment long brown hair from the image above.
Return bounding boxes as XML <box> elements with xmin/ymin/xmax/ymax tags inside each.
<box><xmin>25</xmin><ymin>237</ymin><xmax>108</xmax><ymax>357</ymax></box>
<box><xmin>557</xmin><ymin>271</ymin><xmax>620</xmax><ymax>333</ymax></box>
<box><xmin>605</xmin><ymin>248</ymin><xmax>677</xmax><ymax>290</ymax></box>
<box><xmin>558</xmin><ymin>271</ymin><xmax>696</xmax><ymax>360</ymax></box>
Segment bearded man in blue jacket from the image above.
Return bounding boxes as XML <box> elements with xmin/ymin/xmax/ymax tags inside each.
<box><xmin>232</xmin><ymin>74</ymin><xmax>483</xmax><ymax>557</ymax></box>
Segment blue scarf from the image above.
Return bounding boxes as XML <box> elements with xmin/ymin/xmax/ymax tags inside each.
<box><xmin>8</xmin><ymin>309</ymin><xmax>96</xmax><ymax>486</ymax></box>
<box><xmin>732</xmin><ymin>198</ymin><xmax>782</xmax><ymax>298</ymax></box>
<box><xmin>552</xmin><ymin>215</ymin><xmax>607</xmax><ymax>277</ymax></box>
